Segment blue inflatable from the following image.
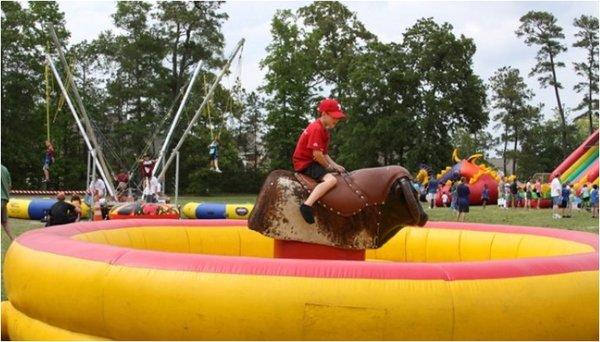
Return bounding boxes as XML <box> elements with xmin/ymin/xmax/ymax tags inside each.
<box><xmin>28</xmin><ymin>199</ymin><xmax>59</xmax><ymax>220</ymax></box>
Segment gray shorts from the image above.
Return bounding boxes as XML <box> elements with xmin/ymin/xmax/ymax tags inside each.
<box><xmin>552</xmin><ymin>196</ymin><xmax>561</xmax><ymax>206</ymax></box>
<box><xmin>1</xmin><ymin>200</ymin><xmax>8</xmax><ymax>224</ymax></box>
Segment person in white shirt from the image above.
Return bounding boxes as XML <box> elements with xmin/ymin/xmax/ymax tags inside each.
<box><xmin>88</xmin><ymin>177</ymin><xmax>106</xmax><ymax>202</ymax></box>
<box><xmin>142</xmin><ymin>177</ymin><xmax>158</xmax><ymax>203</ymax></box>
<box><xmin>441</xmin><ymin>192</ymin><xmax>449</xmax><ymax>207</ymax></box>
<box><xmin>550</xmin><ymin>173</ymin><xmax>562</xmax><ymax>219</ymax></box>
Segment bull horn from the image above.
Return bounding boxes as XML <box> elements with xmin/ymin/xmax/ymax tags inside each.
<box><xmin>452</xmin><ymin>149</ymin><xmax>461</xmax><ymax>163</ymax></box>
<box><xmin>398</xmin><ymin>178</ymin><xmax>421</xmax><ymax>225</ymax></box>
<box><xmin>467</xmin><ymin>153</ymin><xmax>483</xmax><ymax>164</ymax></box>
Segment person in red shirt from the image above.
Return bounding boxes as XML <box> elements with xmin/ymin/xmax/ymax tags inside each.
<box><xmin>293</xmin><ymin>98</ymin><xmax>347</xmax><ymax>224</ymax></box>
<box><xmin>139</xmin><ymin>154</ymin><xmax>157</xmax><ymax>181</ymax></box>
<box><xmin>113</xmin><ymin>169</ymin><xmax>130</xmax><ymax>201</ymax></box>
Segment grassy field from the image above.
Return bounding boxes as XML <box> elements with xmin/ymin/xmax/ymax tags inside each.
<box><xmin>1</xmin><ymin>195</ymin><xmax>598</xmax><ymax>300</ymax></box>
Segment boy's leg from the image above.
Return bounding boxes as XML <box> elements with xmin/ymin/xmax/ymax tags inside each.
<box><xmin>304</xmin><ymin>173</ymin><xmax>337</xmax><ymax>206</ymax></box>
<box><xmin>300</xmin><ymin>173</ymin><xmax>337</xmax><ymax>224</ymax></box>
<box><xmin>43</xmin><ymin>164</ymin><xmax>50</xmax><ymax>181</ymax></box>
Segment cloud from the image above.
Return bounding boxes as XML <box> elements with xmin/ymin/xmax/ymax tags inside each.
<box><xmin>56</xmin><ymin>0</ymin><xmax>598</xmax><ymax>124</ymax></box>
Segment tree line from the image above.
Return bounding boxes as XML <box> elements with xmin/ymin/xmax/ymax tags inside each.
<box><xmin>1</xmin><ymin>2</ymin><xmax>597</xmax><ymax>193</ymax></box>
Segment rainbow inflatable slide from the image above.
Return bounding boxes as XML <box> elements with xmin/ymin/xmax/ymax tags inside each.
<box><xmin>551</xmin><ymin>129</ymin><xmax>599</xmax><ymax>189</ymax></box>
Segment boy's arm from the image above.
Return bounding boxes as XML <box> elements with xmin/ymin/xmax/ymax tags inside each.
<box><xmin>312</xmin><ymin>150</ymin><xmax>331</xmax><ymax>169</ymax></box>
<box><xmin>325</xmin><ymin>154</ymin><xmax>345</xmax><ymax>172</ymax></box>
<box><xmin>313</xmin><ymin>150</ymin><xmax>345</xmax><ymax>172</ymax></box>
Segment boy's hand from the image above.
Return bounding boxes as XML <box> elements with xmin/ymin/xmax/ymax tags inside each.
<box><xmin>333</xmin><ymin>164</ymin><xmax>346</xmax><ymax>173</ymax></box>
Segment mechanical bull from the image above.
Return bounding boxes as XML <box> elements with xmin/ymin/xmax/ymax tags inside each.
<box><xmin>248</xmin><ymin>166</ymin><xmax>428</xmax><ymax>250</ymax></box>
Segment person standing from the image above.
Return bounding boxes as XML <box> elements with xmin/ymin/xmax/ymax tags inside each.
<box><xmin>524</xmin><ymin>184</ymin><xmax>532</xmax><ymax>210</ymax></box>
<box><xmin>497</xmin><ymin>179</ymin><xmax>504</xmax><ymax>208</ymax></box>
<box><xmin>142</xmin><ymin>177</ymin><xmax>158</xmax><ymax>203</ymax></box>
<box><xmin>561</xmin><ymin>184</ymin><xmax>572</xmax><ymax>218</ymax></box>
<box><xmin>590</xmin><ymin>184</ymin><xmax>598</xmax><ymax>218</ymax></box>
<box><xmin>534</xmin><ymin>178</ymin><xmax>542</xmax><ymax>209</ymax></box>
<box><xmin>88</xmin><ymin>176</ymin><xmax>106</xmax><ymax>203</ymax></box>
<box><xmin>456</xmin><ymin>177</ymin><xmax>470</xmax><ymax>222</ymax></box>
<box><xmin>481</xmin><ymin>184</ymin><xmax>489</xmax><ymax>209</ymax></box>
<box><xmin>1</xmin><ymin>164</ymin><xmax>14</xmax><ymax>239</ymax></box>
<box><xmin>581</xmin><ymin>184</ymin><xmax>591</xmax><ymax>211</ymax></box>
<box><xmin>550</xmin><ymin>174</ymin><xmax>562</xmax><ymax>219</ymax></box>
<box><xmin>426</xmin><ymin>176</ymin><xmax>439</xmax><ymax>209</ymax></box>
<box><xmin>450</xmin><ymin>182</ymin><xmax>458</xmax><ymax>212</ymax></box>
<box><xmin>510</xmin><ymin>178</ymin><xmax>518</xmax><ymax>209</ymax></box>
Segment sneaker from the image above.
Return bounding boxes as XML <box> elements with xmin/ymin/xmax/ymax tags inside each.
<box><xmin>215</xmin><ymin>168</ymin><xmax>222</xmax><ymax>173</ymax></box>
<box><xmin>299</xmin><ymin>204</ymin><xmax>315</xmax><ymax>224</ymax></box>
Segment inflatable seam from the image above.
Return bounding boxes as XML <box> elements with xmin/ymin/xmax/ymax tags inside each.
<box><xmin>488</xmin><ymin>233</ymin><xmax>497</xmax><ymax>260</ymax></box>
<box><xmin>514</xmin><ymin>236</ymin><xmax>525</xmax><ymax>259</ymax></box>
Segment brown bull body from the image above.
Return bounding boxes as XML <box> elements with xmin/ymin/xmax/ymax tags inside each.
<box><xmin>248</xmin><ymin>166</ymin><xmax>428</xmax><ymax>249</ymax></box>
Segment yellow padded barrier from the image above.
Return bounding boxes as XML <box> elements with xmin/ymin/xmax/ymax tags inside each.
<box><xmin>181</xmin><ymin>202</ymin><xmax>197</xmax><ymax>219</ymax></box>
<box><xmin>6</xmin><ymin>199</ymin><xmax>30</xmax><ymax>219</ymax></box>
<box><xmin>2</xmin><ymin>301</ymin><xmax>105</xmax><ymax>341</ymax></box>
<box><xmin>73</xmin><ymin>226</ymin><xmax>274</xmax><ymax>258</ymax></box>
<box><xmin>3</xmin><ymin>242</ymin><xmax>597</xmax><ymax>340</ymax></box>
<box><xmin>225</xmin><ymin>203</ymin><xmax>254</xmax><ymax>219</ymax></box>
<box><xmin>74</xmin><ymin>226</ymin><xmax>594</xmax><ymax>261</ymax></box>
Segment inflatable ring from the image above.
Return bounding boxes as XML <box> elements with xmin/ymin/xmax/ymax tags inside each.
<box><xmin>2</xmin><ymin>220</ymin><xmax>598</xmax><ymax>340</ymax></box>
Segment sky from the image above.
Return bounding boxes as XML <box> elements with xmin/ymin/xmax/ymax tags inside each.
<box><xmin>58</xmin><ymin>1</ymin><xmax>598</xmax><ymax>129</ymax></box>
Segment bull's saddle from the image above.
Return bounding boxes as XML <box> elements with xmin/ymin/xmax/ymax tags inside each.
<box><xmin>294</xmin><ymin>166</ymin><xmax>410</xmax><ymax>217</ymax></box>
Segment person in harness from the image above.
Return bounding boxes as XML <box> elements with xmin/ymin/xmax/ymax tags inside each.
<box><xmin>209</xmin><ymin>139</ymin><xmax>222</xmax><ymax>173</ymax></box>
<box><xmin>42</xmin><ymin>140</ymin><xmax>55</xmax><ymax>183</ymax></box>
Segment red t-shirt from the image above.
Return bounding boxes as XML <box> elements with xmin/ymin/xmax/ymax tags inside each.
<box><xmin>292</xmin><ymin>120</ymin><xmax>329</xmax><ymax>171</ymax></box>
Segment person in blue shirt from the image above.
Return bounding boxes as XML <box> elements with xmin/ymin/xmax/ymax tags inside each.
<box><xmin>481</xmin><ymin>184</ymin><xmax>489</xmax><ymax>209</ymax></box>
<box><xmin>426</xmin><ymin>177</ymin><xmax>439</xmax><ymax>209</ymax></box>
<box><xmin>208</xmin><ymin>139</ymin><xmax>221</xmax><ymax>173</ymax></box>
<box><xmin>561</xmin><ymin>184</ymin><xmax>572</xmax><ymax>218</ymax></box>
<box><xmin>456</xmin><ymin>177</ymin><xmax>470</xmax><ymax>222</ymax></box>
<box><xmin>590</xmin><ymin>184</ymin><xmax>598</xmax><ymax>219</ymax></box>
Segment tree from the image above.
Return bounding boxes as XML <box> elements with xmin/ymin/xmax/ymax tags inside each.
<box><xmin>517</xmin><ymin>118</ymin><xmax>579</xmax><ymax>179</ymax></box>
<box><xmin>572</xmin><ymin>15</ymin><xmax>599</xmax><ymax>135</ymax></box>
<box><xmin>489</xmin><ymin>66</ymin><xmax>541</xmax><ymax>175</ymax></box>
<box><xmin>1</xmin><ymin>1</ymin><xmax>72</xmax><ymax>188</ymax></box>
<box><xmin>234</xmin><ymin>91</ymin><xmax>266</xmax><ymax>171</ymax></box>
<box><xmin>154</xmin><ymin>1</ymin><xmax>227</xmax><ymax>98</ymax></box>
<box><xmin>450</xmin><ymin>128</ymin><xmax>494</xmax><ymax>161</ymax></box>
<box><xmin>516</xmin><ymin>11</ymin><xmax>568</xmax><ymax>156</ymax></box>
<box><xmin>400</xmin><ymin>18</ymin><xmax>488</xmax><ymax>171</ymax></box>
<box><xmin>297</xmin><ymin>1</ymin><xmax>375</xmax><ymax>99</ymax></box>
<box><xmin>260</xmin><ymin>9</ymin><xmax>315</xmax><ymax>170</ymax></box>
<box><xmin>340</xmin><ymin>41</ymin><xmax>413</xmax><ymax>169</ymax></box>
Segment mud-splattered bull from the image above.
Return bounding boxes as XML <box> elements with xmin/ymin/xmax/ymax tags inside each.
<box><xmin>249</xmin><ymin>166</ymin><xmax>428</xmax><ymax>249</ymax></box>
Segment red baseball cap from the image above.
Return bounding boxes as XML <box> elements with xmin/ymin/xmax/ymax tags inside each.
<box><xmin>318</xmin><ymin>98</ymin><xmax>347</xmax><ymax>119</ymax></box>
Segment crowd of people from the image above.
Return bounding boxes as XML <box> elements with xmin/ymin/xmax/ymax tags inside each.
<box><xmin>414</xmin><ymin>173</ymin><xmax>599</xmax><ymax>222</ymax></box>
<box><xmin>497</xmin><ymin>174</ymin><xmax>598</xmax><ymax>219</ymax></box>
<box><xmin>415</xmin><ymin>176</ymin><xmax>472</xmax><ymax>222</ymax></box>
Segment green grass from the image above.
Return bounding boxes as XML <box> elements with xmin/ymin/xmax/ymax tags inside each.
<box><xmin>2</xmin><ymin>196</ymin><xmax>598</xmax><ymax>300</ymax></box>
<box><xmin>424</xmin><ymin>205</ymin><xmax>599</xmax><ymax>234</ymax></box>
